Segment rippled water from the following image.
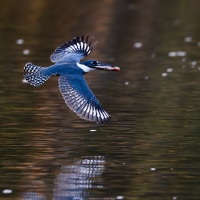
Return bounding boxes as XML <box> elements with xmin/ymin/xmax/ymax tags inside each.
<box><xmin>1</xmin><ymin>1</ymin><xmax>200</xmax><ymax>200</ymax></box>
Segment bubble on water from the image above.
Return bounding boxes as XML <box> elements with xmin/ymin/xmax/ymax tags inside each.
<box><xmin>191</xmin><ymin>61</ymin><xmax>196</xmax><ymax>69</ymax></box>
<box><xmin>150</xmin><ymin>167</ymin><xmax>156</xmax><ymax>171</ymax></box>
<box><xmin>191</xmin><ymin>61</ymin><xmax>197</xmax><ymax>66</ymax></box>
<box><xmin>166</xmin><ymin>68</ymin><xmax>173</xmax><ymax>73</ymax></box>
<box><xmin>16</xmin><ymin>39</ymin><xmax>24</xmax><ymax>45</ymax></box>
<box><xmin>2</xmin><ymin>189</ymin><xmax>12</xmax><ymax>194</ymax></box>
<box><xmin>172</xmin><ymin>196</ymin><xmax>178</xmax><ymax>200</ymax></box>
<box><xmin>133</xmin><ymin>42</ymin><xmax>143</xmax><ymax>49</ymax></box>
<box><xmin>184</xmin><ymin>36</ymin><xmax>192</xmax><ymax>42</ymax></box>
<box><xmin>168</xmin><ymin>52</ymin><xmax>176</xmax><ymax>57</ymax></box>
<box><xmin>116</xmin><ymin>196</ymin><xmax>124</xmax><ymax>200</ymax></box>
<box><xmin>23</xmin><ymin>49</ymin><xmax>30</xmax><ymax>55</ymax></box>
<box><xmin>90</xmin><ymin>129</ymin><xmax>97</xmax><ymax>132</ymax></box>
<box><xmin>161</xmin><ymin>72</ymin><xmax>168</xmax><ymax>77</ymax></box>
<box><xmin>168</xmin><ymin>51</ymin><xmax>186</xmax><ymax>57</ymax></box>
<box><xmin>177</xmin><ymin>51</ymin><xmax>186</xmax><ymax>57</ymax></box>
<box><xmin>124</xmin><ymin>81</ymin><xmax>129</xmax><ymax>85</ymax></box>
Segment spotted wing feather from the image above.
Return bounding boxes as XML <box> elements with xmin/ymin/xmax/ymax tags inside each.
<box><xmin>24</xmin><ymin>63</ymin><xmax>51</xmax><ymax>87</ymax></box>
<box><xmin>58</xmin><ymin>75</ymin><xmax>110</xmax><ymax>124</ymax></box>
<box><xmin>50</xmin><ymin>35</ymin><xmax>98</xmax><ymax>64</ymax></box>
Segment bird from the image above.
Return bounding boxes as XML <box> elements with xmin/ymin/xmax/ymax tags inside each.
<box><xmin>24</xmin><ymin>35</ymin><xmax>120</xmax><ymax>124</ymax></box>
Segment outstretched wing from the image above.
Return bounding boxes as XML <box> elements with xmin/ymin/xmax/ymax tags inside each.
<box><xmin>50</xmin><ymin>35</ymin><xmax>98</xmax><ymax>64</ymax></box>
<box><xmin>58</xmin><ymin>74</ymin><xmax>110</xmax><ymax>124</ymax></box>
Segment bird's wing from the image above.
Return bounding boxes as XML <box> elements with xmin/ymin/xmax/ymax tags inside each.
<box><xmin>58</xmin><ymin>74</ymin><xmax>110</xmax><ymax>124</ymax></box>
<box><xmin>50</xmin><ymin>35</ymin><xmax>98</xmax><ymax>64</ymax></box>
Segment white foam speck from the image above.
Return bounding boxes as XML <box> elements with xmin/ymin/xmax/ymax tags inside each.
<box><xmin>133</xmin><ymin>42</ymin><xmax>143</xmax><ymax>49</ymax></box>
<box><xmin>191</xmin><ymin>61</ymin><xmax>197</xmax><ymax>66</ymax></box>
<box><xmin>23</xmin><ymin>49</ymin><xmax>30</xmax><ymax>55</ymax></box>
<box><xmin>144</xmin><ymin>76</ymin><xmax>149</xmax><ymax>80</ymax></box>
<box><xmin>150</xmin><ymin>167</ymin><xmax>156</xmax><ymax>171</ymax></box>
<box><xmin>172</xmin><ymin>196</ymin><xmax>178</xmax><ymax>200</ymax></box>
<box><xmin>168</xmin><ymin>51</ymin><xmax>186</xmax><ymax>57</ymax></box>
<box><xmin>2</xmin><ymin>189</ymin><xmax>12</xmax><ymax>194</ymax></box>
<box><xmin>168</xmin><ymin>52</ymin><xmax>176</xmax><ymax>57</ymax></box>
<box><xmin>177</xmin><ymin>51</ymin><xmax>186</xmax><ymax>57</ymax></box>
<box><xmin>16</xmin><ymin>39</ymin><xmax>24</xmax><ymax>45</ymax></box>
<box><xmin>90</xmin><ymin>129</ymin><xmax>97</xmax><ymax>132</ymax></box>
<box><xmin>124</xmin><ymin>81</ymin><xmax>129</xmax><ymax>85</ymax></box>
<box><xmin>161</xmin><ymin>72</ymin><xmax>168</xmax><ymax>77</ymax></box>
<box><xmin>166</xmin><ymin>68</ymin><xmax>173</xmax><ymax>73</ymax></box>
<box><xmin>184</xmin><ymin>37</ymin><xmax>192</xmax><ymax>42</ymax></box>
<box><xmin>116</xmin><ymin>196</ymin><xmax>124</xmax><ymax>199</ymax></box>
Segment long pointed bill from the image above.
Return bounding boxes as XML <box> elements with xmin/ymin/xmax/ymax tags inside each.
<box><xmin>94</xmin><ymin>65</ymin><xmax>120</xmax><ymax>72</ymax></box>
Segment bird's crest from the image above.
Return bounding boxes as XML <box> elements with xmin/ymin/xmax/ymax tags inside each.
<box><xmin>50</xmin><ymin>35</ymin><xmax>98</xmax><ymax>63</ymax></box>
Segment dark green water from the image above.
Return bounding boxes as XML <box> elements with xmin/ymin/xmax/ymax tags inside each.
<box><xmin>1</xmin><ymin>0</ymin><xmax>200</xmax><ymax>199</ymax></box>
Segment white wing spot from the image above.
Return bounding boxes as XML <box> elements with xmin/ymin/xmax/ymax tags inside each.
<box><xmin>77</xmin><ymin>43</ymin><xmax>80</xmax><ymax>49</ymax></box>
<box><xmin>67</xmin><ymin>46</ymin><xmax>73</xmax><ymax>51</ymax></box>
<box><xmin>80</xmin><ymin>42</ymin><xmax>84</xmax><ymax>49</ymax></box>
<box><xmin>83</xmin><ymin>105</ymin><xmax>88</xmax><ymax>113</ymax></box>
<box><xmin>71</xmin><ymin>44</ymin><xmax>77</xmax><ymax>50</ymax></box>
<box><xmin>86</xmin><ymin>46</ymin><xmax>90</xmax><ymax>52</ymax></box>
<box><xmin>89</xmin><ymin>106</ymin><xmax>93</xmax><ymax>117</ymax></box>
<box><xmin>96</xmin><ymin>110</ymin><xmax>100</xmax><ymax>118</ymax></box>
<box><xmin>84</xmin><ymin>43</ymin><xmax>87</xmax><ymax>50</ymax></box>
<box><xmin>93</xmin><ymin>108</ymin><xmax>96</xmax><ymax>116</ymax></box>
<box><xmin>100</xmin><ymin>111</ymin><xmax>105</xmax><ymax>119</ymax></box>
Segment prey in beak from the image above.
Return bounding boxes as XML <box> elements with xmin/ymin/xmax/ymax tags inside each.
<box><xmin>78</xmin><ymin>60</ymin><xmax>120</xmax><ymax>73</ymax></box>
<box><xmin>94</xmin><ymin>62</ymin><xmax>120</xmax><ymax>72</ymax></box>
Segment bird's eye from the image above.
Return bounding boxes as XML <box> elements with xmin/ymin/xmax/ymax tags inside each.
<box><xmin>92</xmin><ymin>61</ymin><xmax>98</xmax><ymax>65</ymax></box>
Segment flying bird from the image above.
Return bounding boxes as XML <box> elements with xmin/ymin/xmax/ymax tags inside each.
<box><xmin>24</xmin><ymin>35</ymin><xmax>120</xmax><ymax>124</ymax></box>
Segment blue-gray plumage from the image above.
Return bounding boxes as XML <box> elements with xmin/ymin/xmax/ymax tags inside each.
<box><xmin>24</xmin><ymin>35</ymin><xmax>120</xmax><ymax>124</ymax></box>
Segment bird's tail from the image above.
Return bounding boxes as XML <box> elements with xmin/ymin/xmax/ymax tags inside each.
<box><xmin>24</xmin><ymin>63</ymin><xmax>51</xmax><ymax>87</ymax></box>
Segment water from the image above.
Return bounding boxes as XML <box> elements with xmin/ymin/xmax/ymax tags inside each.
<box><xmin>1</xmin><ymin>0</ymin><xmax>200</xmax><ymax>199</ymax></box>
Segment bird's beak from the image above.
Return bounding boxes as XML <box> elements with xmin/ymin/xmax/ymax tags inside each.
<box><xmin>94</xmin><ymin>64</ymin><xmax>120</xmax><ymax>72</ymax></box>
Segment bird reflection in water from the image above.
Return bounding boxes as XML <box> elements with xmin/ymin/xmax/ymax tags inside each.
<box><xmin>21</xmin><ymin>156</ymin><xmax>113</xmax><ymax>200</ymax></box>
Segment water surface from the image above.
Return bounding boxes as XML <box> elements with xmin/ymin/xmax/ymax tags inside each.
<box><xmin>1</xmin><ymin>0</ymin><xmax>200</xmax><ymax>199</ymax></box>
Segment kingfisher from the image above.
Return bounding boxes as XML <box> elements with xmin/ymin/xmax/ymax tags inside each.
<box><xmin>24</xmin><ymin>35</ymin><xmax>120</xmax><ymax>124</ymax></box>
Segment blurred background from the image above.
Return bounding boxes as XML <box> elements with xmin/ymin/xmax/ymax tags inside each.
<box><xmin>1</xmin><ymin>0</ymin><xmax>200</xmax><ymax>199</ymax></box>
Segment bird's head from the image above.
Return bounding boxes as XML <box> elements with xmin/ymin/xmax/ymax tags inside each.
<box><xmin>78</xmin><ymin>60</ymin><xmax>120</xmax><ymax>73</ymax></box>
